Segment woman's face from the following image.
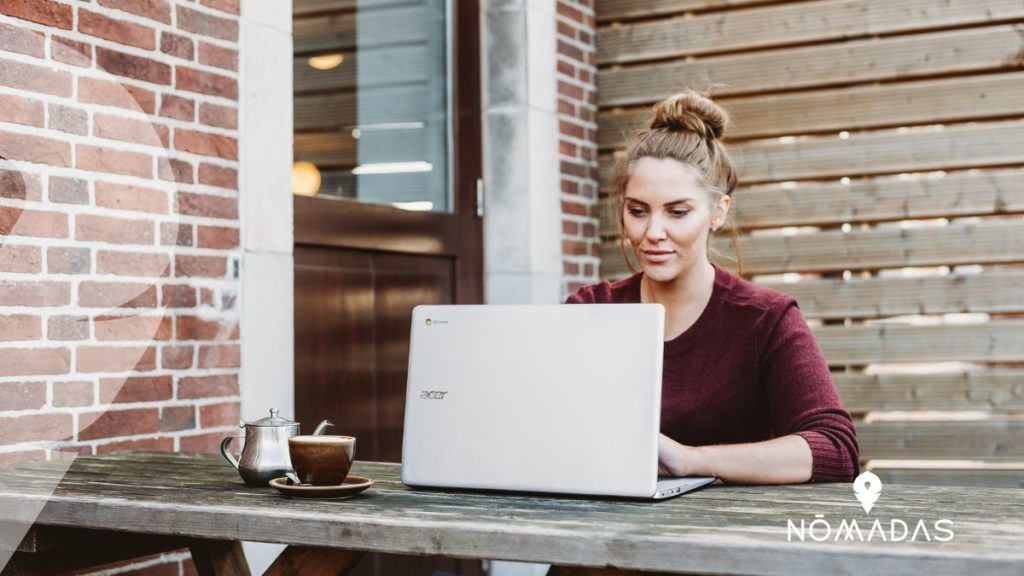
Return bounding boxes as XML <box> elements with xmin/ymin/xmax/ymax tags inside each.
<box><xmin>622</xmin><ymin>157</ymin><xmax>729</xmax><ymax>285</ymax></box>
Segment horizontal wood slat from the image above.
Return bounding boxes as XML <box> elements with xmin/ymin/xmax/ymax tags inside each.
<box><xmin>598</xmin><ymin>25</ymin><xmax>1024</xmax><ymax>106</ymax></box>
<box><xmin>597</xmin><ymin>0</ymin><xmax>771</xmax><ymax>22</ymax></box>
<box><xmin>598</xmin><ymin>0</ymin><xmax>1024</xmax><ymax>64</ymax></box>
<box><xmin>763</xmin><ymin>269</ymin><xmax>1024</xmax><ymax>320</ymax></box>
<box><xmin>856</xmin><ymin>419</ymin><xmax>1024</xmax><ymax>460</ymax></box>
<box><xmin>870</xmin><ymin>466</ymin><xmax>1024</xmax><ymax>488</ymax></box>
<box><xmin>294</xmin><ymin>45</ymin><xmax>430</xmax><ymax>93</ymax></box>
<box><xmin>295</xmin><ymin>85</ymin><xmax>431</xmax><ymax>130</ymax></box>
<box><xmin>599</xmin><ymin>72</ymin><xmax>1024</xmax><ymax>146</ymax></box>
<box><xmin>295</xmin><ymin>130</ymin><xmax>430</xmax><ymax>168</ymax></box>
<box><xmin>294</xmin><ymin>6</ymin><xmax>431</xmax><ymax>54</ymax></box>
<box><xmin>598</xmin><ymin>169</ymin><xmax>1024</xmax><ymax>233</ymax></box>
<box><xmin>834</xmin><ymin>371</ymin><xmax>1024</xmax><ymax>413</ymax></box>
<box><xmin>816</xmin><ymin>321</ymin><xmax>1024</xmax><ymax>365</ymax></box>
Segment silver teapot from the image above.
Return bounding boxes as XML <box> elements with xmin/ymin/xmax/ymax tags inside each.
<box><xmin>220</xmin><ymin>409</ymin><xmax>332</xmax><ymax>486</ymax></box>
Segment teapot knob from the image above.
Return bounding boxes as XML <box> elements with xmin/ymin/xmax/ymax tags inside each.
<box><xmin>238</xmin><ymin>418</ymin><xmax>246</xmax><ymax>428</ymax></box>
<box><xmin>270</xmin><ymin>408</ymin><xmax>279</xmax><ymax>418</ymax></box>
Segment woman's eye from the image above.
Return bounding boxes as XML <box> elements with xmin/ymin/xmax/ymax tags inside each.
<box><xmin>670</xmin><ymin>209</ymin><xmax>690</xmax><ymax>217</ymax></box>
<box><xmin>627</xmin><ymin>208</ymin><xmax>646</xmax><ymax>217</ymax></box>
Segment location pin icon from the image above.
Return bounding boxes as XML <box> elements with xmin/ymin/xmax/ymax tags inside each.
<box><xmin>853</xmin><ymin>471</ymin><xmax>882</xmax><ymax>514</ymax></box>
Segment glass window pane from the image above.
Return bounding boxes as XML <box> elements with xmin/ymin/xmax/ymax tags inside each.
<box><xmin>293</xmin><ymin>0</ymin><xmax>451</xmax><ymax>213</ymax></box>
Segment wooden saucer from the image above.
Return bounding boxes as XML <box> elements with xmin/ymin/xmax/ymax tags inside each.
<box><xmin>269</xmin><ymin>475</ymin><xmax>373</xmax><ymax>498</ymax></box>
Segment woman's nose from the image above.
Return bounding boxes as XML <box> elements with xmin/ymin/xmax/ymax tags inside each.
<box><xmin>645</xmin><ymin>216</ymin><xmax>667</xmax><ymax>241</ymax></box>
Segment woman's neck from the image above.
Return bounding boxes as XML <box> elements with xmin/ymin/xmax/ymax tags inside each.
<box><xmin>641</xmin><ymin>259</ymin><xmax>716</xmax><ymax>311</ymax></box>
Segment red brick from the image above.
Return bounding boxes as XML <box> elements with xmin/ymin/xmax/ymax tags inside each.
<box><xmin>79</xmin><ymin>9</ymin><xmax>155</xmax><ymax>50</ymax></box>
<box><xmin>1</xmin><ymin>169</ymin><xmax>42</xmax><ymax>201</ymax></box>
<box><xmin>161</xmin><ymin>345</ymin><xmax>193</xmax><ymax>369</ymax></box>
<box><xmin>96</xmin><ymin>250</ymin><xmax>170</xmax><ymax>277</ymax></box>
<box><xmin>94</xmin><ymin>113</ymin><xmax>169</xmax><ymax>148</ymax></box>
<box><xmin>162</xmin><ymin>285</ymin><xmax>196</xmax><ymax>308</ymax></box>
<box><xmin>196</xmin><ymin>225</ymin><xmax>239</xmax><ymax>249</ymax></box>
<box><xmin>47</xmin><ymin>247</ymin><xmax>91</xmax><ymax>275</ymax></box>
<box><xmin>51</xmin><ymin>36</ymin><xmax>91</xmax><ymax>67</ymax></box>
<box><xmin>561</xmin><ymin>180</ymin><xmax>579</xmax><ymax>195</ymax></box>
<box><xmin>0</xmin><ymin>59</ymin><xmax>71</xmax><ymax>97</ymax></box>
<box><xmin>0</xmin><ymin>413</ymin><xmax>73</xmax><ymax>444</ymax></box>
<box><xmin>78</xmin><ymin>77</ymin><xmax>155</xmax><ymax>114</ymax></box>
<box><xmin>198</xmin><ymin>103</ymin><xmax>237</xmax><ymax>130</ymax></box>
<box><xmin>0</xmin><ymin>279</ymin><xmax>68</xmax><ymax>306</ymax></box>
<box><xmin>161</xmin><ymin>222</ymin><xmax>193</xmax><ymax>247</ymax></box>
<box><xmin>178</xmin><ymin>374</ymin><xmax>238</xmax><ymax>399</ymax></box>
<box><xmin>177</xmin><ymin>5</ymin><xmax>238</xmax><ymax>41</ymax></box>
<box><xmin>198</xmin><ymin>163</ymin><xmax>237</xmax><ymax>190</ymax></box>
<box><xmin>560</xmin><ymin>140</ymin><xmax>577</xmax><ymax>156</ymax></box>
<box><xmin>0</xmin><ymin>94</ymin><xmax>43</xmax><ymax>127</ymax></box>
<box><xmin>0</xmin><ymin>130</ymin><xmax>71</xmax><ymax>167</ymax></box>
<box><xmin>179</xmin><ymin>431</ymin><xmax>224</xmax><ymax>454</ymax></box>
<box><xmin>158</xmin><ymin>158</ymin><xmax>194</xmax><ymax>184</ymax></box>
<box><xmin>200</xmin><ymin>402</ymin><xmax>239</xmax><ymax>428</ymax></box>
<box><xmin>559</xmin><ymin>119</ymin><xmax>585</xmax><ymax>138</ymax></box>
<box><xmin>201</xmin><ymin>0</ymin><xmax>240</xmax><ymax>15</ymax></box>
<box><xmin>100</xmin><ymin>375</ymin><xmax>172</xmax><ymax>403</ymax></box>
<box><xmin>0</xmin><ymin>21</ymin><xmax>45</xmax><ymax>57</ymax></box>
<box><xmin>78</xmin><ymin>408</ymin><xmax>159</xmax><ymax>440</ymax></box>
<box><xmin>95</xmin><ymin>314</ymin><xmax>171</xmax><ymax>341</ymax></box>
<box><xmin>97</xmin><ymin>47</ymin><xmax>171</xmax><ymax>85</ymax></box>
<box><xmin>48</xmin><ymin>315</ymin><xmax>89</xmax><ymax>341</ymax></box>
<box><xmin>0</xmin><ymin>315</ymin><xmax>41</xmax><ymax>342</ymax></box>
<box><xmin>0</xmin><ymin>348</ymin><xmax>71</xmax><ymax>377</ymax></box>
<box><xmin>76</xmin><ymin>214</ymin><xmax>154</xmax><ymax>245</ymax></box>
<box><xmin>52</xmin><ymin>381</ymin><xmax>94</xmax><ymax>407</ymax></box>
<box><xmin>79</xmin><ymin>281</ymin><xmax>157</xmax><ymax>308</ymax></box>
<box><xmin>200</xmin><ymin>288</ymin><xmax>215</xmax><ymax>307</ymax></box>
<box><xmin>0</xmin><ymin>206</ymin><xmax>68</xmax><ymax>238</ymax></box>
<box><xmin>564</xmin><ymin>261</ymin><xmax>580</xmax><ymax>275</ymax></box>
<box><xmin>556</xmin><ymin>2</ymin><xmax>584</xmax><ymax>22</ymax></box>
<box><xmin>176</xmin><ymin>316</ymin><xmax>239</xmax><ymax>340</ymax></box>
<box><xmin>563</xmin><ymin>220</ymin><xmax>579</xmax><ymax>235</ymax></box>
<box><xmin>560</xmin><ymin>159</ymin><xmax>587</xmax><ymax>178</ymax></box>
<box><xmin>96</xmin><ymin>437</ymin><xmax>174</xmax><ymax>454</ymax></box>
<box><xmin>96</xmin><ymin>181</ymin><xmax>169</xmax><ymax>214</ymax></box>
<box><xmin>76</xmin><ymin>144</ymin><xmax>152</xmax><ymax>179</ymax></box>
<box><xmin>0</xmin><ymin>0</ymin><xmax>72</xmax><ymax>29</ymax></box>
<box><xmin>561</xmin><ymin>200</ymin><xmax>588</xmax><ymax>217</ymax></box>
<box><xmin>48</xmin><ymin>176</ymin><xmax>88</xmax><ymax>205</ymax></box>
<box><xmin>198</xmin><ymin>42</ymin><xmax>237</xmax><ymax>71</ymax></box>
<box><xmin>0</xmin><ymin>381</ymin><xmax>45</xmax><ymax>410</ymax></box>
<box><xmin>159</xmin><ymin>405</ymin><xmax>195</xmax><ymax>432</ymax></box>
<box><xmin>160</xmin><ymin>31</ymin><xmax>194</xmax><ymax>60</ymax></box>
<box><xmin>176</xmin><ymin>66</ymin><xmax>237</xmax><ymax>100</ymax></box>
<box><xmin>98</xmin><ymin>0</ymin><xmax>172</xmax><ymax>25</ymax></box>
<box><xmin>47</xmin><ymin>103</ymin><xmax>88</xmax><ymax>135</ymax></box>
<box><xmin>77</xmin><ymin>345</ymin><xmax>157</xmax><ymax>373</ymax></box>
<box><xmin>160</xmin><ymin>94</ymin><xmax>195</xmax><ymax>121</ymax></box>
<box><xmin>176</xmin><ymin>192</ymin><xmax>237</xmax><ymax>219</ymax></box>
<box><xmin>174</xmin><ymin>129</ymin><xmax>237</xmax><ymax>160</ymax></box>
<box><xmin>175</xmin><ymin>255</ymin><xmax>226</xmax><ymax>278</ymax></box>
<box><xmin>198</xmin><ymin>344</ymin><xmax>239</xmax><ymax>368</ymax></box>
<box><xmin>557</xmin><ymin>39</ymin><xmax>584</xmax><ymax>61</ymax></box>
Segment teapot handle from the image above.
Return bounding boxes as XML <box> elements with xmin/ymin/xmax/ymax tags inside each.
<box><xmin>220</xmin><ymin>436</ymin><xmax>241</xmax><ymax>469</ymax></box>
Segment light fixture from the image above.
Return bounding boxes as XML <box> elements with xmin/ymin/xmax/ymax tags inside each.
<box><xmin>391</xmin><ymin>201</ymin><xmax>434</xmax><ymax>211</ymax></box>
<box><xmin>291</xmin><ymin>161</ymin><xmax>321</xmax><ymax>196</ymax></box>
<box><xmin>308</xmin><ymin>53</ymin><xmax>344</xmax><ymax>70</ymax></box>
<box><xmin>352</xmin><ymin>161</ymin><xmax>432</xmax><ymax>175</ymax></box>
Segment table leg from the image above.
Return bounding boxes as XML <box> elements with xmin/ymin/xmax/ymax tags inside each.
<box><xmin>189</xmin><ymin>540</ymin><xmax>252</xmax><ymax>576</ymax></box>
<box><xmin>262</xmin><ymin>546</ymin><xmax>365</xmax><ymax>576</ymax></box>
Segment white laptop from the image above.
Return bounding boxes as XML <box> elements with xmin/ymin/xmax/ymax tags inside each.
<box><xmin>400</xmin><ymin>304</ymin><xmax>715</xmax><ymax>500</ymax></box>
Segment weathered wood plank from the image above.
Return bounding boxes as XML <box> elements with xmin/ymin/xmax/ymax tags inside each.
<box><xmin>761</xmin><ymin>269</ymin><xmax>1024</xmax><ymax>320</ymax></box>
<box><xmin>598</xmin><ymin>0</ymin><xmax>1024</xmax><ymax>64</ymax></box>
<box><xmin>598</xmin><ymin>169</ymin><xmax>1024</xmax><ymax>233</ymax></box>
<box><xmin>833</xmin><ymin>371</ymin><xmax>1024</xmax><ymax>413</ymax></box>
<box><xmin>815</xmin><ymin>321</ymin><xmax>1024</xmax><ymax>365</ymax></box>
<box><xmin>264</xmin><ymin>546</ymin><xmax>364</xmax><ymax>576</ymax></box>
<box><xmin>4</xmin><ymin>528</ymin><xmax>191</xmax><ymax>575</ymax></box>
<box><xmin>598</xmin><ymin>25</ymin><xmax>1024</xmax><ymax>106</ymax></box>
<box><xmin>601</xmin><ymin>220</ymin><xmax>1024</xmax><ymax>277</ymax></box>
<box><xmin>857</xmin><ymin>420</ymin><xmax>1024</xmax><ymax>461</ymax></box>
<box><xmin>190</xmin><ymin>540</ymin><xmax>251</xmax><ymax>576</ymax></box>
<box><xmin>870</xmin><ymin>466</ymin><xmax>1024</xmax><ymax>488</ymax></box>
<box><xmin>597</xmin><ymin>0</ymin><xmax>771</xmax><ymax>22</ymax></box>
<box><xmin>599</xmin><ymin>73</ymin><xmax>1024</xmax><ymax>146</ymax></box>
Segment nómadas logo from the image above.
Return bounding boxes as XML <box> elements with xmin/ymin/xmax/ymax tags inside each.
<box><xmin>786</xmin><ymin>471</ymin><xmax>954</xmax><ymax>543</ymax></box>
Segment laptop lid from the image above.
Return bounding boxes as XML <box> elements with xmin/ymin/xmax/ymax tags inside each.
<box><xmin>401</xmin><ymin>304</ymin><xmax>664</xmax><ymax>498</ymax></box>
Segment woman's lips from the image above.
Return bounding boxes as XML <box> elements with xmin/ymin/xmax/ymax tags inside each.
<box><xmin>641</xmin><ymin>250</ymin><xmax>674</xmax><ymax>264</ymax></box>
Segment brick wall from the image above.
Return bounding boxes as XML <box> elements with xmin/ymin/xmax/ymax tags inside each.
<box><xmin>0</xmin><ymin>0</ymin><xmax>241</xmax><ymax>513</ymax></box>
<box><xmin>556</xmin><ymin>0</ymin><xmax>599</xmax><ymax>298</ymax></box>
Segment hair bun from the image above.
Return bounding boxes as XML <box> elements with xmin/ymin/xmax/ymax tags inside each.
<box><xmin>650</xmin><ymin>91</ymin><xmax>729</xmax><ymax>139</ymax></box>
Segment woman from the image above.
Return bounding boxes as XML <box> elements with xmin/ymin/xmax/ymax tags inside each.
<box><xmin>567</xmin><ymin>90</ymin><xmax>859</xmax><ymax>484</ymax></box>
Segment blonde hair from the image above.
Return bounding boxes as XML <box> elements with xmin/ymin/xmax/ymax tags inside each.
<box><xmin>609</xmin><ymin>90</ymin><xmax>743</xmax><ymax>274</ymax></box>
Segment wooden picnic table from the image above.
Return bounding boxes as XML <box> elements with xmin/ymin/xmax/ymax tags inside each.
<box><xmin>0</xmin><ymin>452</ymin><xmax>1022</xmax><ymax>575</ymax></box>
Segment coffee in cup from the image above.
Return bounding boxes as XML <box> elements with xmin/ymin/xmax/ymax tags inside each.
<box><xmin>288</xmin><ymin>435</ymin><xmax>355</xmax><ymax>486</ymax></box>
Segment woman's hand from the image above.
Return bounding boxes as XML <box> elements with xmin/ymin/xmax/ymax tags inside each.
<box><xmin>659</xmin><ymin>433</ymin><xmax>691</xmax><ymax>477</ymax></box>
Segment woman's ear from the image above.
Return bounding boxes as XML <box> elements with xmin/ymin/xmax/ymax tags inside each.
<box><xmin>712</xmin><ymin>194</ymin><xmax>732</xmax><ymax>230</ymax></box>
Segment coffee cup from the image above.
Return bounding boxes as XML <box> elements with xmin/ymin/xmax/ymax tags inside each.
<box><xmin>288</xmin><ymin>435</ymin><xmax>355</xmax><ymax>486</ymax></box>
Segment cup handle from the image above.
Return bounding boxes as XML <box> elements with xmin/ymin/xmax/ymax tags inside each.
<box><xmin>220</xmin><ymin>436</ymin><xmax>241</xmax><ymax>469</ymax></box>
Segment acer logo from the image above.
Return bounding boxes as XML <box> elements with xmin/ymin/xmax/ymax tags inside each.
<box><xmin>420</xmin><ymin>391</ymin><xmax>449</xmax><ymax>400</ymax></box>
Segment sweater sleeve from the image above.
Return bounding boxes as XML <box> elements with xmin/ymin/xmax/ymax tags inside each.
<box><xmin>761</xmin><ymin>301</ymin><xmax>860</xmax><ymax>483</ymax></box>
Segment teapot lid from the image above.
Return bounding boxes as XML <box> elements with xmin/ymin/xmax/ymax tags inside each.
<box><xmin>245</xmin><ymin>408</ymin><xmax>298</xmax><ymax>427</ymax></box>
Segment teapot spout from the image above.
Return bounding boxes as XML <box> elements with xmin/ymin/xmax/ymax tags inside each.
<box><xmin>312</xmin><ymin>420</ymin><xmax>334</xmax><ymax>436</ymax></box>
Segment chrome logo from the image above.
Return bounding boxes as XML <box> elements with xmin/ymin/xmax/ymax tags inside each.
<box><xmin>425</xmin><ymin>318</ymin><xmax>433</xmax><ymax>326</ymax></box>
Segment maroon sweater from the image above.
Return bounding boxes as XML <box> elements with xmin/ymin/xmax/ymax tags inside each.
<box><xmin>567</xmin><ymin>265</ymin><xmax>859</xmax><ymax>483</ymax></box>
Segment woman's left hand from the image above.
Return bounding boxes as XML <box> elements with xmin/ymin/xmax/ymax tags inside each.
<box><xmin>658</xmin><ymin>433</ymin><xmax>682</xmax><ymax>476</ymax></box>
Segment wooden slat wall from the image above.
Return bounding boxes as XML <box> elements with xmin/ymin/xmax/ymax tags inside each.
<box><xmin>596</xmin><ymin>0</ymin><xmax>1024</xmax><ymax>486</ymax></box>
